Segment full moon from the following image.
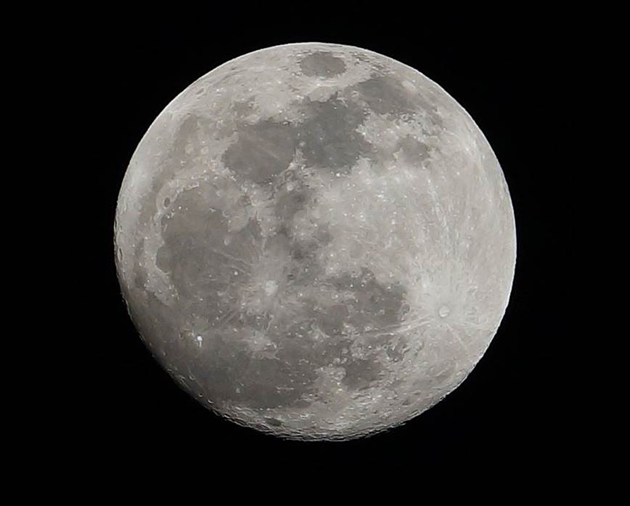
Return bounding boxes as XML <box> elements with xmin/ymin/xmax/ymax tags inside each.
<box><xmin>115</xmin><ymin>43</ymin><xmax>516</xmax><ymax>440</ymax></box>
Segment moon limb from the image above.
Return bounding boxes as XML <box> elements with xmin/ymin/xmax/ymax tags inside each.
<box><xmin>115</xmin><ymin>43</ymin><xmax>516</xmax><ymax>440</ymax></box>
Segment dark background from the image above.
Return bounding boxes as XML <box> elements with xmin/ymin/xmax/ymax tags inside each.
<box><xmin>75</xmin><ymin>7</ymin><xmax>584</xmax><ymax>482</ymax></box>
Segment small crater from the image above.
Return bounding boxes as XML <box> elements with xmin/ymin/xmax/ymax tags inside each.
<box><xmin>438</xmin><ymin>305</ymin><xmax>450</xmax><ymax>318</ymax></box>
<box><xmin>163</xmin><ymin>197</ymin><xmax>171</xmax><ymax>207</ymax></box>
<box><xmin>299</xmin><ymin>52</ymin><xmax>347</xmax><ymax>78</ymax></box>
<box><xmin>264</xmin><ymin>417</ymin><xmax>283</xmax><ymax>427</ymax></box>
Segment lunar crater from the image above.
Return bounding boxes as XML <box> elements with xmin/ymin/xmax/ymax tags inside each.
<box><xmin>298</xmin><ymin>51</ymin><xmax>347</xmax><ymax>78</ymax></box>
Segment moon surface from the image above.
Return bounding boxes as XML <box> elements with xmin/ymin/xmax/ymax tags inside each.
<box><xmin>115</xmin><ymin>43</ymin><xmax>516</xmax><ymax>440</ymax></box>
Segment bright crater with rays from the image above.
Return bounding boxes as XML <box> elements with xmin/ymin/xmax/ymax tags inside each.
<box><xmin>115</xmin><ymin>43</ymin><xmax>516</xmax><ymax>440</ymax></box>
